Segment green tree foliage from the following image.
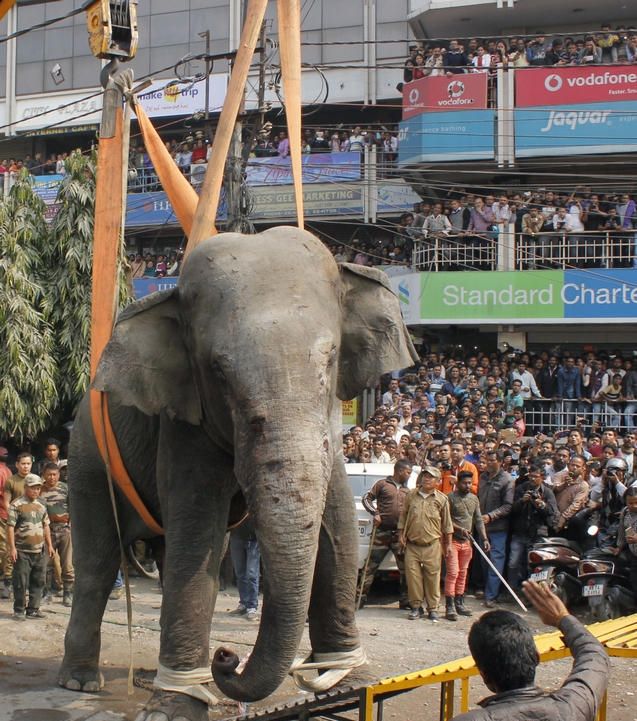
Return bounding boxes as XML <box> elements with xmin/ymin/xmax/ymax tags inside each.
<box><xmin>0</xmin><ymin>171</ymin><xmax>57</xmax><ymax>441</ymax></box>
<box><xmin>46</xmin><ymin>150</ymin><xmax>132</xmax><ymax>413</ymax></box>
<box><xmin>45</xmin><ymin>151</ymin><xmax>96</xmax><ymax>408</ymax></box>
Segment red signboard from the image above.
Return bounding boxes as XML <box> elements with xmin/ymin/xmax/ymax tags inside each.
<box><xmin>402</xmin><ymin>74</ymin><xmax>488</xmax><ymax>119</ymax></box>
<box><xmin>516</xmin><ymin>66</ymin><xmax>637</xmax><ymax>107</ymax></box>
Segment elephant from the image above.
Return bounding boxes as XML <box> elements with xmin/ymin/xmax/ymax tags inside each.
<box><xmin>59</xmin><ymin>227</ymin><xmax>417</xmax><ymax>721</ymax></box>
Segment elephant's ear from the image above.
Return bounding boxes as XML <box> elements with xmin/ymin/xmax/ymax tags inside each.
<box><xmin>337</xmin><ymin>263</ymin><xmax>418</xmax><ymax>401</ymax></box>
<box><xmin>93</xmin><ymin>288</ymin><xmax>201</xmax><ymax>425</ymax></box>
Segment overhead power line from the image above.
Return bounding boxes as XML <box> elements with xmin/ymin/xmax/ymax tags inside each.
<box><xmin>0</xmin><ymin>2</ymin><xmax>87</xmax><ymax>44</ymax></box>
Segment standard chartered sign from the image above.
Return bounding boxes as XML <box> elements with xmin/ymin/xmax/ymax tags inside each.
<box><xmin>562</xmin><ymin>282</ymin><xmax>637</xmax><ymax>305</ymax></box>
<box><xmin>442</xmin><ymin>283</ymin><xmax>555</xmax><ymax>308</ymax></box>
<box><xmin>417</xmin><ymin>270</ymin><xmax>637</xmax><ymax>324</ymax></box>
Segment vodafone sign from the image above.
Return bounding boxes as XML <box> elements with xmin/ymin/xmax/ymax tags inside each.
<box><xmin>516</xmin><ymin>66</ymin><xmax>637</xmax><ymax>107</ymax></box>
<box><xmin>402</xmin><ymin>74</ymin><xmax>488</xmax><ymax>119</ymax></box>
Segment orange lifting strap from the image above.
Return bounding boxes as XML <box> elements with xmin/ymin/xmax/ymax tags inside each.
<box><xmin>89</xmin><ymin>98</ymin><xmax>164</xmax><ymax>536</ymax></box>
<box><xmin>0</xmin><ymin>0</ymin><xmax>17</xmax><ymax>22</ymax></box>
<box><xmin>90</xmin><ymin>0</ymin><xmax>304</xmax><ymax>535</ymax></box>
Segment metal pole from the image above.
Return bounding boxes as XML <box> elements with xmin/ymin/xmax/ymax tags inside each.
<box><xmin>356</xmin><ymin>524</ymin><xmax>377</xmax><ymax>610</ymax></box>
<box><xmin>256</xmin><ymin>19</ymin><xmax>267</xmax><ymax>126</ymax></box>
<box><xmin>198</xmin><ymin>30</ymin><xmax>211</xmax><ymax>122</ymax></box>
<box><xmin>5</xmin><ymin>4</ymin><xmax>16</xmax><ymax>137</ymax></box>
<box><xmin>468</xmin><ymin>533</ymin><xmax>527</xmax><ymax>612</ymax></box>
<box><xmin>226</xmin><ymin>0</ymin><xmax>249</xmax><ymax>232</ymax></box>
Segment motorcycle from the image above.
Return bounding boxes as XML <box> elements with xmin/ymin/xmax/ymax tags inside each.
<box><xmin>527</xmin><ymin>537</ymin><xmax>583</xmax><ymax>608</ymax></box>
<box><xmin>578</xmin><ymin>548</ymin><xmax>637</xmax><ymax>621</ymax></box>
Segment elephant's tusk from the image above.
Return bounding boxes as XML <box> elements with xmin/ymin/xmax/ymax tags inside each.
<box><xmin>289</xmin><ymin>647</ymin><xmax>367</xmax><ymax>693</ymax></box>
<box><xmin>153</xmin><ymin>663</ymin><xmax>219</xmax><ymax>707</ymax></box>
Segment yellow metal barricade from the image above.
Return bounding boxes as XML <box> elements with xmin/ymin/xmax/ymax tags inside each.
<box><xmin>360</xmin><ymin>613</ymin><xmax>637</xmax><ymax>721</ymax></box>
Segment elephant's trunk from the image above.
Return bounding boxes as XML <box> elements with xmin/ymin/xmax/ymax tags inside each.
<box><xmin>212</xmin><ymin>418</ymin><xmax>330</xmax><ymax>702</ymax></box>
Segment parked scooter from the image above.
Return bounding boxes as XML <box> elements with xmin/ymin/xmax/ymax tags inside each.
<box><xmin>527</xmin><ymin>537</ymin><xmax>583</xmax><ymax>608</ymax></box>
<box><xmin>578</xmin><ymin>546</ymin><xmax>637</xmax><ymax>621</ymax></box>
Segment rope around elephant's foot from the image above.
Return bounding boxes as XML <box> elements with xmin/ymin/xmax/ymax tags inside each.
<box><xmin>134</xmin><ymin>668</ymin><xmax>246</xmax><ymax>712</ymax></box>
<box><xmin>289</xmin><ymin>647</ymin><xmax>368</xmax><ymax>693</ymax></box>
<box><xmin>133</xmin><ymin>668</ymin><xmax>156</xmax><ymax>691</ymax></box>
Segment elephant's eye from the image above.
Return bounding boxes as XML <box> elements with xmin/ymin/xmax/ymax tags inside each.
<box><xmin>210</xmin><ymin>360</ymin><xmax>228</xmax><ymax>381</ymax></box>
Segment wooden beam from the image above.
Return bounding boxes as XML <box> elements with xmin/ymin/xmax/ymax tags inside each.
<box><xmin>277</xmin><ymin>0</ymin><xmax>303</xmax><ymax>229</ymax></box>
<box><xmin>186</xmin><ymin>0</ymin><xmax>268</xmax><ymax>255</ymax></box>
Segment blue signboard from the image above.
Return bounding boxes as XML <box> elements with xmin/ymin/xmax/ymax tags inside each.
<box><xmin>398</xmin><ymin>110</ymin><xmax>495</xmax><ymax>164</ymax></box>
<box><xmin>133</xmin><ymin>277</ymin><xmax>179</xmax><ymax>298</ymax></box>
<box><xmin>562</xmin><ymin>268</ymin><xmax>637</xmax><ymax>320</ymax></box>
<box><xmin>515</xmin><ymin>101</ymin><xmax>637</xmax><ymax>157</ymax></box>
<box><xmin>246</xmin><ymin>152</ymin><xmax>361</xmax><ymax>185</ymax></box>
<box><xmin>32</xmin><ymin>174</ymin><xmax>64</xmax><ymax>203</ymax></box>
<box><xmin>126</xmin><ymin>191</ymin><xmax>228</xmax><ymax>227</ymax></box>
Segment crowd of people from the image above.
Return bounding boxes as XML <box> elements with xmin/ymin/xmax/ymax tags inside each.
<box><xmin>349</xmin><ymin>346</ymin><xmax>637</xmax><ymax>623</ymax></box>
<box><xmin>403</xmin><ymin>26</ymin><xmax>637</xmax><ymax>82</ymax></box>
<box><xmin>0</xmin><ymin>152</ymin><xmax>75</xmax><ymax>178</ymax></box>
<box><xmin>0</xmin><ymin>440</ymin><xmax>72</xmax><ymax>618</ymax></box>
<box><xmin>325</xmin><ymin>189</ymin><xmax>637</xmax><ymax>270</ymax></box>
<box><xmin>128</xmin><ymin>250</ymin><xmax>183</xmax><ymax>279</ymax></box>
<box><xmin>0</xmin><ymin>435</ymin><xmax>614</xmax><ymax>721</ymax></box>
<box><xmin>128</xmin><ymin>124</ymin><xmax>400</xmax><ymax>193</ymax></box>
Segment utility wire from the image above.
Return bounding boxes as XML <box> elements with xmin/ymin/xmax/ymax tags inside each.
<box><xmin>0</xmin><ymin>3</ymin><xmax>87</xmax><ymax>44</ymax></box>
<box><xmin>299</xmin><ymin>29</ymin><xmax>637</xmax><ymax>45</ymax></box>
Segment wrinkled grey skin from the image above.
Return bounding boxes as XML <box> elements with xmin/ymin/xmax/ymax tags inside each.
<box><xmin>59</xmin><ymin>227</ymin><xmax>417</xmax><ymax>720</ymax></box>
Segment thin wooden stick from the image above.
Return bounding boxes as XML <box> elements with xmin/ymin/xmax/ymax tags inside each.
<box><xmin>187</xmin><ymin>0</ymin><xmax>269</xmax><ymax>255</ymax></box>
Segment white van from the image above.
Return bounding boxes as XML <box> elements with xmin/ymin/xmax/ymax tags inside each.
<box><xmin>345</xmin><ymin>463</ymin><xmax>420</xmax><ymax>574</ymax></box>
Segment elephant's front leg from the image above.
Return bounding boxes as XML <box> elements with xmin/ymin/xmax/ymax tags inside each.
<box><xmin>306</xmin><ymin>463</ymin><xmax>368</xmax><ymax>687</ymax></box>
<box><xmin>138</xmin><ymin>418</ymin><xmax>234</xmax><ymax>721</ymax></box>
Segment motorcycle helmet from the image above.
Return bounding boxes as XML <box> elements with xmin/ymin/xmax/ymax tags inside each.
<box><xmin>604</xmin><ymin>457</ymin><xmax>627</xmax><ymax>474</ymax></box>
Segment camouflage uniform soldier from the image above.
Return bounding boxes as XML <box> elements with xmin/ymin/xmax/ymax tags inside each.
<box><xmin>41</xmin><ymin>462</ymin><xmax>74</xmax><ymax>607</ymax></box>
<box><xmin>7</xmin><ymin>474</ymin><xmax>54</xmax><ymax>620</ymax></box>
<box><xmin>2</xmin><ymin>451</ymin><xmax>34</xmax><ymax>597</ymax></box>
<box><xmin>0</xmin><ymin>446</ymin><xmax>13</xmax><ymax>599</ymax></box>
<box><xmin>360</xmin><ymin>459</ymin><xmax>413</xmax><ymax>608</ymax></box>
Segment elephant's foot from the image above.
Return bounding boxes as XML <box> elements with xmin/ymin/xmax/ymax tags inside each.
<box><xmin>58</xmin><ymin>662</ymin><xmax>105</xmax><ymax>693</ymax></box>
<box><xmin>134</xmin><ymin>690</ymin><xmax>211</xmax><ymax>721</ymax></box>
<box><xmin>323</xmin><ymin>662</ymin><xmax>375</xmax><ymax>691</ymax></box>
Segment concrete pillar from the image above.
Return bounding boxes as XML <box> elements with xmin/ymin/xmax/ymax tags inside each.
<box><xmin>497</xmin><ymin>222</ymin><xmax>515</xmax><ymax>271</ymax></box>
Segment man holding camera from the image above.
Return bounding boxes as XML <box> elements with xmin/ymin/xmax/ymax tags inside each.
<box><xmin>590</xmin><ymin>457</ymin><xmax>630</xmax><ymax>549</ymax></box>
<box><xmin>438</xmin><ymin>442</ymin><xmax>479</xmax><ymax>495</ymax></box>
<box><xmin>507</xmin><ymin>464</ymin><xmax>559</xmax><ymax>592</ymax></box>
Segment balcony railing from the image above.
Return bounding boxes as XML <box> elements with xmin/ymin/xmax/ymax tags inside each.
<box><xmin>519</xmin><ymin>399</ymin><xmax>637</xmax><ymax>435</ymax></box>
<box><xmin>412</xmin><ymin>234</ymin><xmax>497</xmax><ymax>271</ymax></box>
<box><xmin>516</xmin><ymin>231</ymin><xmax>637</xmax><ymax>270</ymax></box>
<box><xmin>412</xmin><ymin>228</ymin><xmax>637</xmax><ymax>273</ymax></box>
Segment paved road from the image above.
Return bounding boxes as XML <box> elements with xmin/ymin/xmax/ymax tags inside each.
<box><xmin>0</xmin><ymin>577</ymin><xmax>634</xmax><ymax>721</ymax></box>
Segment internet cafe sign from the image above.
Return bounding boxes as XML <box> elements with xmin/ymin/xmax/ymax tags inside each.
<box><xmin>391</xmin><ymin>269</ymin><xmax>637</xmax><ymax>325</ymax></box>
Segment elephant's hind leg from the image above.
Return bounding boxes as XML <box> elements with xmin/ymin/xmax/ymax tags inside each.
<box><xmin>59</xmin><ymin>466</ymin><xmax>121</xmax><ymax>692</ymax></box>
